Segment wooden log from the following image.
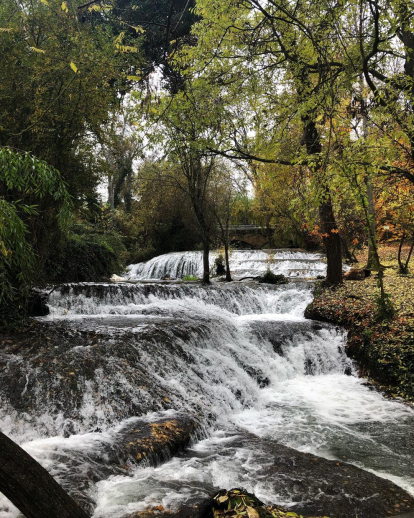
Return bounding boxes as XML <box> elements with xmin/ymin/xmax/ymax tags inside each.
<box><xmin>0</xmin><ymin>431</ymin><xmax>89</xmax><ymax>518</ymax></box>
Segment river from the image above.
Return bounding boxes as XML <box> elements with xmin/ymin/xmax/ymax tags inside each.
<box><xmin>0</xmin><ymin>250</ymin><xmax>413</xmax><ymax>518</ymax></box>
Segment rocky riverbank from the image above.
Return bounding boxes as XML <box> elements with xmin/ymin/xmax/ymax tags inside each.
<box><xmin>305</xmin><ymin>247</ymin><xmax>414</xmax><ymax>401</ymax></box>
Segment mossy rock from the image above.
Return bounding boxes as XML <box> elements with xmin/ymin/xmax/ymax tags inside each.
<box><xmin>211</xmin><ymin>489</ymin><xmax>327</xmax><ymax>518</ymax></box>
<box><xmin>259</xmin><ymin>271</ymin><xmax>288</xmax><ymax>285</ymax></box>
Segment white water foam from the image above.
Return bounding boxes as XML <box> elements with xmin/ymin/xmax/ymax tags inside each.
<box><xmin>126</xmin><ymin>249</ymin><xmax>330</xmax><ymax>280</ymax></box>
<box><xmin>0</xmin><ymin>252</ymin><xmax>413</xmax><ymax>517</ymax></box>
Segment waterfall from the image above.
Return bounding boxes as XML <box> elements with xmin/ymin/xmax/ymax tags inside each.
<box><xmin>0</xmin><ymin>251</ymin><xmax>413</xmax><ymax>518</ymax></box>
<box><xmin>126</xmin><ymin>249</ymin><xmax>331</xmax><ymax>280</ymax></box>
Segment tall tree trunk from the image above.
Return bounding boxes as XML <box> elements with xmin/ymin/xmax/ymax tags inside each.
<box><xmin>398</xmin><ymin>234</ymin><xmax>414</xmax><ymax>273</ymax></box>
<box><xmin>302</xmin><ymin>116</ymin><xmax>342</xmax><ymax>284</ymax></box>
<box><xmin>398</xmin><ymin>233</ymin><xmax>406</xmax><ymax>273</ymax></box>
<box><xmin>216</xmin><ymin>216</ymin><xmax>232</xmax><ymax>282</ymax></box>
<box><xmin>364</xmin><ymin>170</ymin><xmax>379</xmax><ymax>269</ymax></box>
<box><xmin>265</xmin><ymin>220</ymin><xmax>275</xmax><ymax>248</ymax></box>
<box><xmin>0</xmin><ymin>431</ymin><xmax>89</xmax><ymax>518</ymax></box>
<box><xmin>202</xmin><ymin>240</ymin><xmax>210</xmax><ymax>284</ymax></box>
<box><xmin>406</xmin><ymin>239</ymin><xmax>414</xmax><ymax>272</ymax></box>
<box><xmin>124</xmin><ymin>170</ymin><xmax>133</xmax><ymax>213</ymax></box>
<box><xmin>319</xmin><ymin>194</ymin><xmax>343</xmax><ymax>284</ymax></box>
<box><xmin>108</xmin><ymin>176</ymin><xmax>115</xmax><ymax>212</ymax></box>
<box><xmin>224</xmin><ymin>221</ymin><xmax>232</xmax><ymax>282</ymax></box>
<box><xmin>224</xmin><ymin>243</ymin><xmax>231</xmax><ymax>281</ymax></box>
<box><xmin>361</xmin><ymin>94</ymin><xmax>380</xmax><ymax>271</ymax></box>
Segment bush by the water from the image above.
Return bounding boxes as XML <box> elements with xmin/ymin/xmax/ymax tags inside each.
<box><xmin>182</xmin><ymin>275</ymin><xmax>198</xmax><ymax>281</ymax></box>
<box><xmin>47</xmin><ymin>231</ymin><xmax>128</xmax><ymax>282</ymax></box>
<box><xmin>214</xmin><ymin>254</ymin><xmax>226</xmax><ymax>276</ymax></box>
<box><xmin>259</xmin><ymin>270</ymin><xmax>288</xmax><ymax>285</ymax></box>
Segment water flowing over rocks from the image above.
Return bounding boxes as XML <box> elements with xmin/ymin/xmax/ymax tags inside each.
<box><xmin>126</xmin><ymin>250</ymin><xmax>330</xmax><ymax>281</ymax></box>
<box><xmin>0</xmin><ymin>251</ymin><xmax>413</xmax><ymax>518</ymax></box>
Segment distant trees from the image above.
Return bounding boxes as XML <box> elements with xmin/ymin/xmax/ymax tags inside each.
<box><xmin>2</xmin><ymin>0</ymin><xmax>414</xmax><ymax>298</ymax></box>
<box><xmin>98</xmin><ymin>101</ymin><xmax>142</xmax><ymax>215</ymax></box>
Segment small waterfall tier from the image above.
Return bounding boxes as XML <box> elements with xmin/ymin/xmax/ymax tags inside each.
<box><xmin>126</xmin><ymin>249</ymin><xmax>332</xmax><ymax>280</ymax></box>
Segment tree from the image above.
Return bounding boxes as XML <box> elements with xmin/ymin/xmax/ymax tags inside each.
<box><xmin>0</xmin><ymin>148</ymin><xmax>71</xmax><ymax>321</ymax></box>
<box><xmin>0</xmin><ymin>431</ymin><xmax>88</xmax><ymax>518</ymax></box>
<box><xmin>98</xmin><ymin>99</ymin><xmax>142</xmax><ymax>216</ymax></box>
<box><xmin>139</xmin><ymin>77</ymin><xmax>226</xmax><ymax>283</ymax></box>
<box><xmin>110</xmin><ymin>0</ymin><xmax>198</xmax><ymax>91</ymax></box>
<box><xmin>175</xmin><ymin>0</ymin><xmax>349</xmax><ymax>283</ymax></box>
<box><xmin>209</xmin><ymin>161</ymin><xmax>243</xmax><ymax>281</ymax></box>
<box><xmin>0</xmin><ymin>0</ymin><xmax>141</xmax><ymax>201</ymax></box>
<box><xmin>128</xmin><ymin>157</ymin><xmax>201</xmax><ymax>262</ymax></box>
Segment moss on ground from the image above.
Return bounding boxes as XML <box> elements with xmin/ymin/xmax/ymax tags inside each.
<box><xmin>306</xmin><ymin>245</ymin><xmax>414</xmax><ymax>401</ymax></box>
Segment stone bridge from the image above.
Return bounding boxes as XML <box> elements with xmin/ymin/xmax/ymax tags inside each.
<box><xmin>228</xmin><ymin>225</ymin><xmax>271</xmax><ymax>249</ymax></box>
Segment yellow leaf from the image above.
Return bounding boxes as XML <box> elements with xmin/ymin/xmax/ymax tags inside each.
<box><xmin>127</xmin><ymin>75</ymin><xmax>141</xmax><ymax>81</ymax></box>
<box><xmin>115</xmin><ymin>44</ymin><xmax>138</xmax><ymax>53</ymax></box>
<box><xmin>30</xmin><ymin>46</ymin><xmax>45</xmax><ymax>53</ymax></box>
<box><xmin>61</xmin><ymin>1</ymin><xmax>68</xmax><ymax>12</ymax></box>
<box><xmin>114</xmin><ymin>31</ymin><xmax>125</xmax><ymax>45</ymax></box>
<box><xmin>70</xmin><ymin>61</ymin><xmax>78</xmax><ymax>73</ymax></box>
<box><xmin>246</xmin><ymin>506</ymin><xmax>260</xmax><ymax>518</ymax></box>
<box><xmin>89</xmin><ymin>4</ymin><xmax>112</xmax><ymax>11</ymax></box>
<box><xmin>40</xmin><ymin>0</ymin><xmax>50</xmax><ymax>5</ymax></box>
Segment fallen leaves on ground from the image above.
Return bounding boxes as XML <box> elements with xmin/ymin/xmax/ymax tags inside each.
<box><xmin>307</xmin><ymin>245</ymin><xmax>414</xmax><ymax>401</ymax></box>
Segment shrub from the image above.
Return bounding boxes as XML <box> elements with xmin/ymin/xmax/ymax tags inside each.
<box><xmin>46</xmin><ymin>232</ymin><xmax>128</xmax><ymax>282</ymax></box>
<box><xmin>0</xmin><ymin>148</ymin><xmax>71</xmax><ymax>326</ymax></box>
<box><xmin>182</xmin><ymin>275</ymin><xmax>198</xmax><ymax>281</ymax></box>
<box><xmin>259</xmin><ymin>270</ymin><xmax>288</xmax><ymax>285</ymax></box>
<box><xmin>214</xmin><ymin>254</ymin><xmax>226</xmax><ymax>276</ymax></box>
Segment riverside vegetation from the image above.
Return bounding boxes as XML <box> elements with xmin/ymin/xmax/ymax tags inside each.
<box><xmin>1</xmin><ymin>0</ymin><xmax>414</xmax><ymax>517</ymax></box>
<box><xmin>306</xmin><ymin>246</ymin><xmax>414</xmax><ymax>401</ymax></box>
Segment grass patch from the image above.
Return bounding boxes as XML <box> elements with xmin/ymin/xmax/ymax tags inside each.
<box><xmin>182</xmin><ymin>275</ymin><xmax>198</xmax><ymax>281</ymax></box>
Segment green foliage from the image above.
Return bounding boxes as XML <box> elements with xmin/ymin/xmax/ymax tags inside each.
<box><xmin>0</xmin><ymin>0</ymin><xmax>142</xmax><ymax>201</ymax></box>
<box><xmin>47</xmin><ymin>231</ymin><xmax>128</xmax><ymax>283</ymax></box>
<box><xmin>182</xmin><ymin>275</ymin><xmax>198</xmax><ymax>281</ymax></box>
<box><xmin>211</xmin><ymin>488</ymin><xmax>325</xmax><ymax>517</ymax></box>
<box><xmin>307</xmin><ymin>247</ymin><xmax>414</xmax><ymax>400</ymax></box>
<box><xmin>0</xmin><ymin>148</ymin><xmax>71</xmax><ymax>322</ymax></box>
<box><xmin>259</xmin><ymin>271</ymin><xmax>288</xmax><ymax>285</ymax></box>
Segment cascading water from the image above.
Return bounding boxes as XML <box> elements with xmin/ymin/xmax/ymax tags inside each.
<box><xmin>0</xmin><ymin>251</ymin><xmax>413</xmax><ymax>518</ymax></box>
<box><xmin>126</xmin><ymin>249</ymin><xmax>332</xmax><ymax>280</ymax></box>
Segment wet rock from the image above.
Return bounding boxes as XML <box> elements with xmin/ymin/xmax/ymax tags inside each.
<box><xmin>238</xmin><ymin>434</ymin><xmax>414</xmax><ymax>518</ymax></box>
<box><xmin>259</xmin><ymin>272</ymin><xmax>288</xmax><ymax>285</ymax></box>
<box><xmin>28</xmin><ymin>290</ymin><xmax>49</xmax><ymax>316</ymax></box>
<box><xmin>0</xmin><ymin>320</ymin><xmax>202</xmax><ymax>430</ymax></box>
<box><xmin>248</xmin><ymin>319</ymin><xmax>332</xmax><ymax>356</ymax></box>
<box><xmin>243</xmin><ymin>365</ymin><xmax>270</xmax><ymax>388</ymax></box>
<box><xmin>125</xmin><ymin>502</ymin><xmax>210</xmax><ymax>518</ymax></box>
<box><xmin>112</xmin><ymin>414</ymin><xmax>202</xmax><ymax>467</ymax></box>
<box><xmin>343</xmin><ymin>268</ymin><xmax>369</xmax><ymax>280</ymax></box>
<box><xmin>33</xmin><ymin>414</ymin><xmax>202</xmax><ymax>514</ymax></box>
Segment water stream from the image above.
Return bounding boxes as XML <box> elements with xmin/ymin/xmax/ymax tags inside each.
<box><xmin>0</xmin><ymin>251</ymin><xmax>413</xmax><ymax>518</ymax></box>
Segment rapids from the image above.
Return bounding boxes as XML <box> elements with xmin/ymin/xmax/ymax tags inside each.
<box><xmin>126</xmin><ymin>249</ymin><xmax>330</xmax><ymax>280</ymax></box>
<box><xmin>0</xmin><ymin>250</ymin><xmax>413</xmax><ymax>518</ymax></box>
